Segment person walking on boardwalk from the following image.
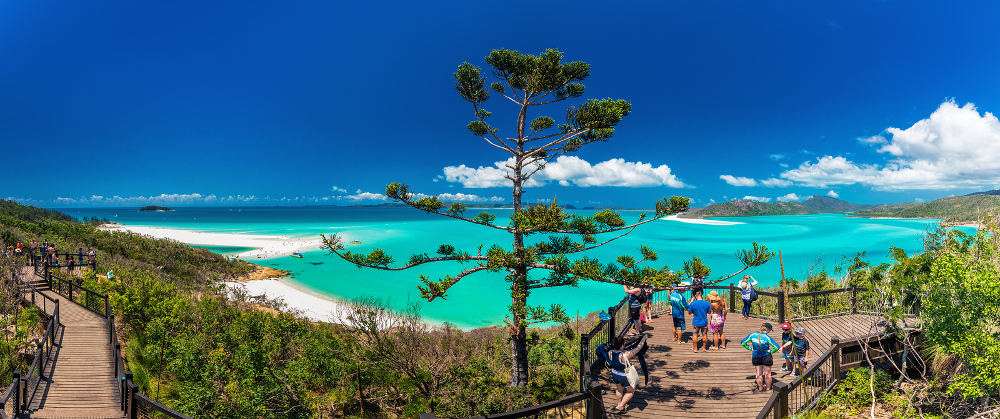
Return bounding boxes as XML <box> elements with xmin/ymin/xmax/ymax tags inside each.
<box><xmin>669</xmin><ymin>287</ymin><xmax>688</xmax><ymax>343</ymax></box>
<box><xmin>688</xmin><ymin>291</ymin><xmax>712</xmax><ymax>352</ymax></box>
<box><xmin>623</xmin><ymin>284</ymin><xmax>648</xmax><ymax>336</ymax></box>
<box><xmin>739</xmin><ymin>275</ymin><xmax>759</xmax><ymax>319</ymax></box>
<box><xmin>741</xmin><ymin>322</ymin><xmax>781</xmax><ymax>392</ymax></box>
<box><xmin>708</xmin><ymin>291</ymin><xmax>728</xmax><ymax>350</ymax></box>
<box><xmin>606</xmin><ymin>335</ymin><xmax>648</xmax><ymax>414</ymax></box>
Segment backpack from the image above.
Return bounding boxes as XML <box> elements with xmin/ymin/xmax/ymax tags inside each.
<box><xmin>636</xmin><ymin>288</ymin><xmax>647</xmax><ymax>304</ymax></box>
<box><xmin>692</xmin><ymin>277</ymin><xmax>705</xmax><ymax>290</ymax></box>
<box><xmin>748</xmin><ymin>285</ymin><xmax>759</xmax><ymax>302</ymax></box>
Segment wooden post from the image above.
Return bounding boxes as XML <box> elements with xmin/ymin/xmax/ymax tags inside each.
<box><xmin>729</xmin><ymin>283</ymin><xmax>736</xmax><ymax>313</ymax></box>
<box><xmin>586</xmin><ymin>381</ymin><xmax>605</xmax><ymax>419</ymax></box>
<box><xmin>778</xmin><ymin>290</ymin><xmax>786</xmax><ymax>325</ymax></box>
<box><xmin>579</xmin><ymin>334</ymin><xmax>589</xmax><ymax>392</ymax></box>
<box><xmin>37</xmin><ymin>341</ymin><xmax>44</xmax><ymax>380</ymax></box>
<box><xmin>109</xmin><ymin>314</ymin><xmax>115</xmax><ymax>344</ymax></box>
<box><xmin>12</xmin><ymin>370</ymin><xmax>20</xmax><ymax>414</ymax></box>
<box><xmin>773</xmin><ymin>380</ymin><xmax>789</xmax><ymax>419</ymax></box>
<box><xmin>831</xmin><ymin>336</ymin><xmax>842</xmax><ymax>380</ymax></box>
<box><xmin>851</xmin><ymin>286</ymin><xmax>858</xmax><ymax>314</ymax></box>
<box><xmin>105</xmin><ymin>296</ymin><xmax>111</xmax><ymax>319</ymax></box>
<box><xmin>123</xmin><ymin>371</ymin><xmax>133</xmax><ymax>412</ymax></box>
<box><xmin>128</xmin><ymin>381</ymin><xmax>139</xmax><ymax>419</ymax></box>
<box><xmin>54</xmin><ymin>300</ymin><xmax>60</xmax><ymax>327</ymax></box>
<box><xmin>607</xmin><ymin>305</ymin><xmax>617</xmax><ymax>340</ymax></box>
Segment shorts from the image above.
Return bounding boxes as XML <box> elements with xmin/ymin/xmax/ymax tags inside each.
<box><xmin>611</xmin><ymin>372</ymin><xmax>631</xmax><ymax>388</ymax></box>
<box><xmin>693</xmin><ymin>326</ymin><xmax>708</xmax><ymax>335</ymax></box>
<box><xmin>752</xmin><ymin>354</ymin><xmax>774</xmax><ymax>367</ymax></box>
<box><xmin>782</xmin><ymin>352</ymin><xmax>794</xmax><ymax>360</ymax></box>
<box><xmin>672</xmin><ymin>317</ymin><xmax>685</xmax><ymax>330</ymax></box>
<box><xmin>629</xmin><ymin>306</ymin><xmax>641</xmax><ymax>321</ymax></box>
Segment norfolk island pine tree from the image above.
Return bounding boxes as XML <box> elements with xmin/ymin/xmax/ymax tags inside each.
<box><xmin>322</xmin><ymin>49</ymin><xmax>774</xmax><ymax>388</ymax></box>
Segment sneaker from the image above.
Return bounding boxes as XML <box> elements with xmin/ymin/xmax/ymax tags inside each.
<box><xmin>780</xmin><ymin>367</ymin><xmax>788</xmax><ymax>372</ymax></box>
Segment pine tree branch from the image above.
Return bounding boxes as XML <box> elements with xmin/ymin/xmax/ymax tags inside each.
<box><xmin>534</xmin><ymin>225</ymin><xmax>639</xmax><ymax>256</ymax></box>
<box><xmin>325</xmin><ymin>246</ymin><xmax>487</xmax><ymax>271</ymax></box>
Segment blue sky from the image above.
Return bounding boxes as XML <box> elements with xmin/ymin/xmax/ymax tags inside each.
<box><xmin>4</xmin><ymin>1</ymin><xmax>1000</xmax><ymax>208</ymax></box>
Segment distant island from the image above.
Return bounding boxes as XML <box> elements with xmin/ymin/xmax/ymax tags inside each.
<box><xmin>138</xmin><ymin>205</ymin><xmax>174</xmax><ymax>212</ymax></box>
<box><xmin>853</xmin><ymin>192</ymin><xmax>1000</xmax><ymax>223</ymax></box>
<box><xmin>680</xmin><ymin>196</ymin><xmax>873</xmax><ymax>218</ymax></box>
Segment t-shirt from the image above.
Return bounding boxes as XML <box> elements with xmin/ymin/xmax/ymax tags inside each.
<box><xmin>790</xmin><ymin>337</ymin><xmax>810</xmax><ymax>358</ymax></box>
<box><xmin>781</xmin><ymin>332</ymin><xmax>793</xmax><ymax>354</ymax></box>
<box><xmin>628</xmin><ymin>289</ymin><xmax>645</xmax><ymax>308</ymax></box>
<box><xmin>741</xmin><ymin>332</ymin><xmax>781</xmax><ymax>358</ymax></box>
<box><xmin>688</xmin><ymin>299</ymin><xmax>712</xmax><ymax>327</ymax></box>
<box><xmin>669</xmin><ymin>292</ymin><xmax>688</xmax><ymax>319</ymax></box>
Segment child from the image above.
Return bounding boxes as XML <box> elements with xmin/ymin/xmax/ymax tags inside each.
<box><xmin>779</xmin><ymin>323</ymin><xmax>793</xmax><ymax>372</ymax></box>
<box><xmin>781</xmin><ymin>327</ymin><xmax>810</xmax><ymax>375</ymax></box>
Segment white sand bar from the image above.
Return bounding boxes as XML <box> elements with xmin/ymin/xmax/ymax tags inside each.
<box><xmin>99</xmin><ymin>224</ymin><xmax>323</xmax><ymax>259</ymax></box>
<box><xmin>662</xmin><ymin>214</ymin><xmax>745</xmax><ymax>225</ymax></box>
<box><xmin>227</xmin><ymin>279</ymin><xmax>348</xmax><ymax>323</ymax></box>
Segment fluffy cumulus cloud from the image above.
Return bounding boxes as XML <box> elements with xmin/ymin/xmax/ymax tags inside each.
<box><xmin>334</xmin><ymin>191</ymin><xmax>504</xmax><ymax>203</ymax></box>
<box><xmin>435</xmin><ymin>193</ymin><xmax>505</xmax><ymax>203</ymax></box>
<box><xmin>742</xmin><ymin>195</ymin><xmax>772</xmax><ymax>203</ymax></box>
<box><xmin>781</xmin><ymin>100</ymin><xmax>1000</xmax><ymax>190</ymax></box>
<box><xmin>826</xmin><ymin>190</ymin><xmax>839</xmax><ymax>198</ymax></box>
<box><xmin>776</xmin><ymin>193</ymin><xmax>802</xmax><ymax>202</ymax></box>
<box><xmin>443</xmin><ymin>156</ymin><xmax>687</xmax><ymax>188</ymax></box>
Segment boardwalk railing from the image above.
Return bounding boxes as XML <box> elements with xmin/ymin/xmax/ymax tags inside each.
<box><xmin>757</xmin><ymin>333</ymin><xmax>909</xmax><ymax>418</ymax></box>
<box><xmin>743</xmin><ymin>286</ymin><xmax>919</xmax><ymax>324</ymax></box>
<box><xmin>419</xmin><ymin>382</ymin><xmax>604</xmax><ymax>419</ymax></box>
<box><xmin>33</xmin><ymin>262</ymin><xmax>192</xmax><ymax>419</ymax></box>
<box><xmin>1</xmin><ymin>263</ymin><xmax>61</xmax><ymax>417</ymax></box>
<box><xmin>579</xmin><ymin>296</ymin><xmax>628</xmax><ymax>392</ymax></box>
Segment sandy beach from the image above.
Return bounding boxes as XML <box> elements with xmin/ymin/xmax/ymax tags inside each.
<box><xmin>227</xmin><ymin>279</ymin><xmax>350</xmax><ymax>323</ymax></box>
<box><xmin>663</xmin><ymin>214</ymin><xmax>744</xmax><ymax>225</ymax></box>
<box><xmin>99</xmin><ymin>223</ymin><xmax>324</xmax><ymax>259</ymax></box>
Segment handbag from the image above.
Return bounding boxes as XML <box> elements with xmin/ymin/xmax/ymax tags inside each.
<box><xmin>624</xmin><ymin>357</ymin><xmax>639</xmax><ymax>388</ymax></box>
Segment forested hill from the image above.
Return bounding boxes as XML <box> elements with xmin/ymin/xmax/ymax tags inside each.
<box><xmin>680</xmin><ymin>196</ymin><xmax>871</xmax><ymax>218</ymax></box>
<box><xmin>853</xmin><ymin>194</ymin><xmax>1000</xmax><ymax>222</ymax></box>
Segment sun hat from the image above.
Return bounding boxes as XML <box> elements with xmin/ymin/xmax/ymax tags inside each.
<box><xmin>708</xmin><ymin>290</ymin><xmax>720</xmax><ymax>300</ymax></box>
<box><xmin>781</xmin><ymin>323</ymin><xmax>792</xmax><ymax>330</ymax></box>
<box><xmin>794</xmin><ymin>327</ymin><xmax>806</xmax><ymax>335</ymax></box>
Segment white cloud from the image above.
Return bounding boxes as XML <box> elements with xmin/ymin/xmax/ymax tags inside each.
<box><xmin>776</xmin><ymin>193</ymin><xmax>802</xmax><ymax>202</ymax></box>
<box><xmin>826</xmin><ymin>190</ymin><xmax>839</xmax><ymax>198</ymax></box>
<box><xmin>858</xmin><ymin>135</ymin><xmax>887</xmax><ymax>145</ymax></box>
<box><xmin>336</xmin><ymin>192</ymin><xmax>388</xmax><ymax>201</ymax></box>
<box><xmin>720</xmin><ymin>175</ymin><xmax>757</xmax><ymax>187</ymax></box>
<box><xmin>776</xmin><ymin>100</ymin><xmax>1000</xmax><ymax>190</ymax></box>
<box><xmin>443</xmin><ymin>156</ymin><xmax>687</xmax><ymax>188</ymax></box>
<box><xmin>331</xmin><ymin>185</ymin><xmax>347</xmax><ymax>193</ymax></box>
<box><xmin>720</xmin><ymin>175</ymin><xmax>791</xmax><ymax>188</ymax></box>
<box><xmin>742</xmin><ymin>195</ymin><xmax>772</xmax><ymax>203</ymax></box>
<box><xmin>434</xmin><ymin>193</ymin><xmax>505</xmax><ymax>203</ymax></box>
<box><xmin>769</xmin><ymin>154</ymin><xmax>785</xmax><ymax>160</ymax></box>
<box><xmin>45</xmin><ymin>193</ymin><xmax>260</xmax><ymax>206</ymax></box>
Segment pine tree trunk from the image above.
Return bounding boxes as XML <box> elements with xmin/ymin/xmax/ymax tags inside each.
<box><xmin>509</xmin><ymin>155</ymin><xmax>530</xmax><ymax>387</ymax></box>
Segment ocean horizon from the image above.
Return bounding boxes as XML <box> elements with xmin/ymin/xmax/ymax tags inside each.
<box><xmin>59</xmin><ymin>206</ymin><xmax>973</xmax><ymax>328</ymax></box>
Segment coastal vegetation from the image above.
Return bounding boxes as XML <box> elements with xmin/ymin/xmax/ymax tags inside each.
<box><xmin>854</xmin><ymin>193</ymin><xmax>1000</xmax><ymax>223</ymax></box>
<box><xmin>681</xmin><ymin>196</ymin><xmax>873</xmax><ymax>218</ymax></box>
<box><xmin>320</xmin><ymin>48</ymin><xmax>773</xmax><ymax>387</ymax></box>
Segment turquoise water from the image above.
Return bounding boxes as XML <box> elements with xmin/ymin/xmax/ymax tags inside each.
<box><xmin>190</xmin><ymin>244</ymin><xmax>258</xmax><ymax>254</ymax></box>
<box><xmin>60</xmin><ymin>207</ymin><xmax>973</xmax><ymax>328</ymax></box>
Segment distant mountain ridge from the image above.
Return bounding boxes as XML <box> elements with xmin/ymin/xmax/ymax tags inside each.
<box><xmin>680</xmin><ymin>196</ymin><xmax>872</xmax><ymax>218</ymax></box>
<box><xmin>966</xmin><ymin>189</ymin><xmax>1000</xmax><ymax>196</ymax></box>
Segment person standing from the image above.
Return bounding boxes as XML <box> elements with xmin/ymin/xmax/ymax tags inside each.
<box><xmin>669</xmin><ymin>287</ymin><xmax>688</xmax><ymax>343</ymax></box>
<box><xmin>709</xmin><ymin>293</ymin><xmax>728</xmax><ymax>350</ymax></box>
<box><xmin>29</xmin><ymin>240</ymin><xmax>37</xmax><ymax>265</ymax></box>
<box><xmin>739</xmin><ymin>275</ymin><xmax>759</xmax><ymax>319</ymax></box>
<box><xmin>741</xmin><ymin>323</ymin><xmax>781</xmax><ymax>392</ymax></box>
<box><xmin>781</xmin><ymin>327</ymin><xmax>810</xmax><ymax>376</ymax></box>
<box><xmin>688</xmin><ymin>291</ymin><xmax>712</xmax><ymax>352</ymax></box>
<box><xmin>623</xmin><ymin>284</ymin><xmax>647</xmax><ymax>336</ymax></box>
<box><xmin>779</xmin><ymin>323</ymin><xmax>794</xmax><ymax>372</ymax></box>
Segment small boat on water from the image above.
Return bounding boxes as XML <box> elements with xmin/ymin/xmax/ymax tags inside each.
<box><xmin>291</xmin><ymin>252</ymin><xmax>303</xmax><ymax>258</ymax></box>
<box><xmin>350</xmin><ymin>240</ymin><xmax>361</xmax><ymax>244</ymax></box>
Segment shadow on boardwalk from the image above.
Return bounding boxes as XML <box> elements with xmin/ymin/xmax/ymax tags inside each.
<box><xmin>602</xmin><ymin>313</ymin><xmax>891</xmax><ymax>418</ymax></box>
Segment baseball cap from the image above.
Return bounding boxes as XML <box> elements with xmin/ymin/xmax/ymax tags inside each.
<box><xmin>781</xmin><ymin>323</ymin><xmax>792</xmax><ymax>330</ymax></box>
<box><xmin>794</xmin><ymin>327</ymin><xmax>806</xmax><ymax>335</ymax></box>
<box><xmin>762</xmin><ymin>322</ymin><xmax>773</xmax><ymax>331</ymax></box>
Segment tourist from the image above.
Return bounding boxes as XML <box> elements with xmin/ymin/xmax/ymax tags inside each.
<box><xmin>623</xmin><ymin>284</ymin><xmax>647</xmax><ymax>335</ymax></box>
<box><xmin>16</xmin><ymin>241</ymin><xmax>22</xmax><ymax>255</ymax></box>
<box><xmin>77</xmin><ymin>247</ymin><xmax>84</xmax><ymax>264</ymax></box>
<box><xmin>739</xmin><ymin>275</ymin><xmax>759</xmax><ymax>319</ymax></box>
<box><xmin>779</xmin><ymin>323</ymin><xmax>794</xmax><ymax>372</ymax></box>
<box><xmin>29</xmin><ymin>240</ymin><xmax>37</xmax><ymax>264</ymax></box>
<box><xmin>688</xmin><ymin>291</ymin><xmax>712</xmax><ymax>352</ymax></box>
<box><xmin>781</xmin><ymin>327</ymin><xmax>810</xmax><ymax>376</ymax></box>
<box><xmin>606</xmin><ymin>335</ymin><xmax>647</xmax><ymax>414</ymax></box>
<box><xmin>88</xmin><ymin>248</ymin><xmax>96</xmax><ymax>264</ymax></box>
<box><xmin>741</xmin><ymin>322</ymin><xmax>780</xmax><ymax>392</ymax></box>
<box><xmin>669</xmin><ymin>287</ymin><xmax>688</xmax><ymax>343</ymax></box>
<box><xmin>708</xmin><ymin>292</ymin><xmax>727</xmax><ymax>350</ymax></box>
<box><xmin>641</xmin><ymin>286</ymin><xmax>653</xmax><ymax>323</ymax></box>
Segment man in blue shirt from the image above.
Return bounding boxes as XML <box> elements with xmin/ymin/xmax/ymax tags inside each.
<box><xmin>669</xmin><ymin>288</ymin><xmax>688</xmax><ymax>343</ymax></box>
<box><xmin>688</xmin><ymin>291</ymin><xmax>712</xmax><ymax>352</ymax></box>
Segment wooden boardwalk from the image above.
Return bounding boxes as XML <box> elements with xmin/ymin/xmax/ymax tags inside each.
<box><xmin>20</xmin><ymin>267</ymin><xmax>122</xmax><ymax>418</ymax></box>
<box><xmin>602</xmin><ymin>312</ymin><xmax>895</xmax><ymax>418</ymax></box>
